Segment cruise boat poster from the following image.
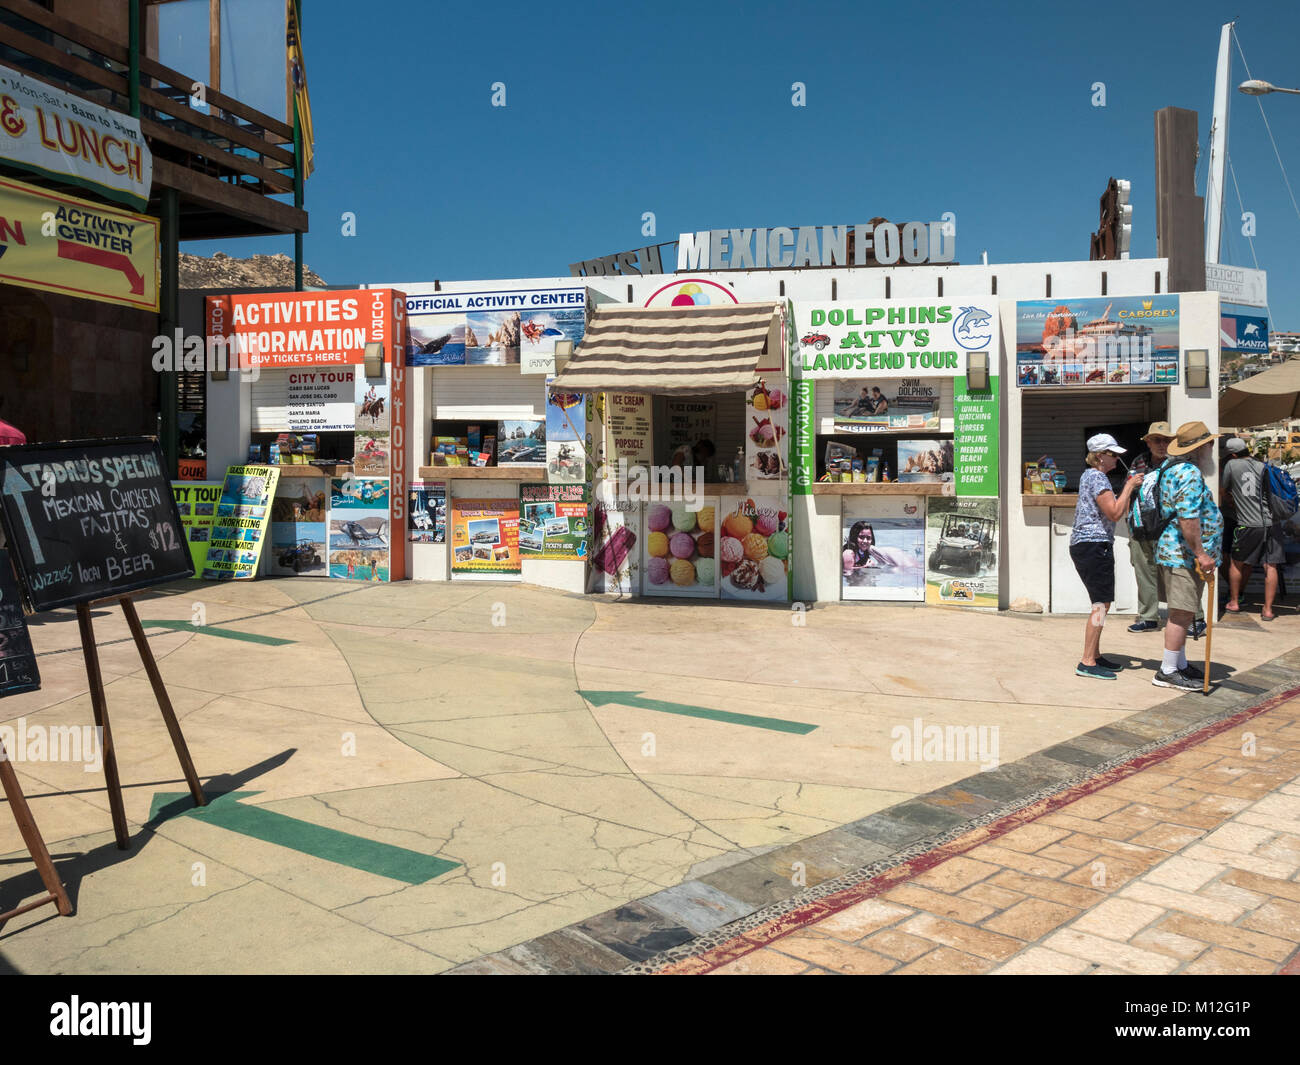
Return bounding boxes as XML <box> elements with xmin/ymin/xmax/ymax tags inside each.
<box><xmin>1015</xmin><ymin>295</ymin><xmax>1180</xmax><ymax>387</ymax></box>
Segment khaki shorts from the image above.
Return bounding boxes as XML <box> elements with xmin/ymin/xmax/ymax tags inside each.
<box><xmin>1161</xmin><ymin>564</ymin><xmax>1204</xmax><ymax>615</ymax></box>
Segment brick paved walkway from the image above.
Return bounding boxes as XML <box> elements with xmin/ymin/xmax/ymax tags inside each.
<box><xmin>656</xmin><ymin>688</ymin><xmax>1300</xmax><ymax>975</ymax></box>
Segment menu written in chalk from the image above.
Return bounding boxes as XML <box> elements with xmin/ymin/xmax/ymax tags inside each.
<box><xmin>0</xmin><ymin>549</ymin><xmax>40</xmax><ymax>696</ymax></box>
<box><xmin>0</xmin><ymin>437</ymin><xmax>194</xmax><ymax>612</ymax></box>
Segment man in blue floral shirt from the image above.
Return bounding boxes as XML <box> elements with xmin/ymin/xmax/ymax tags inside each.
<box><xmin>1153</xmin><ymin>421</ymin><xmax>1223</xmax><ymax>691</ymax></box>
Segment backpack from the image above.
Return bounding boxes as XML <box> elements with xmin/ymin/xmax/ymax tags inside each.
<box><xmin>1262</xmin><ymin>462</ymin><xmax>1299</xmax><ymax>521</ymax></box>
<box><xmin>1129</xmin><ymin>460</ymin><xmax>1191</xmax><ymax>542</ymax></box>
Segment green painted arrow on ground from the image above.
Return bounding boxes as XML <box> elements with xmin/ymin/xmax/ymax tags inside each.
<box><xmin>579</xmin><ymin>690</ymin><xmax>817</xmax><ymax>735</ymax></box>
<box><xmin>143</xmin><ymin>619</ymin><xmax>294</xmax><ymax>645</ymax></box>
<box><xmin>148</xmin><ymin>791</ymin><xmax>458</xmax><ymax>884</ymax></box>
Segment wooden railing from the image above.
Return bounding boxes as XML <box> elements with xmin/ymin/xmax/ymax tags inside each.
<box><xmin>0</xmin><ymin>0</ymin><xmax>298</xmax><ymax>207</ymax></box>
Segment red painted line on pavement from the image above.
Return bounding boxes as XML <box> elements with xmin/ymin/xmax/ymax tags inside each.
<box><xmin>657</xmin><ymin>686</ymin><xmax>1300</xmax><ymax>974</ymax></box>
<box><xmin>1280</xmin><ymin>948</ymin><xmax>1300</xmax><ymax>975</ymax></box>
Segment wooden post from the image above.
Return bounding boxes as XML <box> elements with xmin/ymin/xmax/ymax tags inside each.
<box><xmin>0</xmin><ymin>741</ymin><xmax>73</xmax><ymax>920</ymax></box>
<box><xmin>119</xmin><ymin>597</ymin><xmax>206</xmax><ymax>807</ymax></box>
<box><xmin>76</xmin><ymin>603</ymin><xmax>130</xmax><ymax>850</ymax></box>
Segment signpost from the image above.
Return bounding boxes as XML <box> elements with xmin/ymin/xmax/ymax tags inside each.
<box><xmin>0</xmin><ymin>548</ymin><xmax>72</xmax><ymax>921</ymax></box>
<box><xmin>0</xmin><ymin>437</ymin><xmax>206</xmax><ymax>852</ymax></box>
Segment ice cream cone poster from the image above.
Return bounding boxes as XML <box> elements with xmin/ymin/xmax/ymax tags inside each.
<box><xmin>746</xmin><ymin>378</ymin><xmax>789</xmax><ymax>480</ymax></box>
<box><xmin>924</xmin><ymin>496</ymin><xmax>998</xmax><ymax>608</ymax></box>
<box><xmin>719</xmin><ymin>497</ymin><xmax>790</xmax><ymax>601</ymax></box>
<box><xmin>642</xmin><ymin>498</ymin><xmax>719</xmax><ymax>598</ymax></box>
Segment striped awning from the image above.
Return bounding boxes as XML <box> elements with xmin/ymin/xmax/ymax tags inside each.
<box><xmin>551</xmin><ymin>302</ymin><xmax>781</xmax><ymax>395</ymax></box>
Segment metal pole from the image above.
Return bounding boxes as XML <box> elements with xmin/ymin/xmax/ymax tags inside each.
<box><xmin>128</xmin><ymin>0</ymin><xmax>140</xmax><ymax>117</ymax></box>
<box><xmin>160</xmin><ymin>187</ymin><xmax>180</xmax><ymax>476</ymax></box>
<box><xmin>293</xmin><ymin>0</ymin><xmax>305</xmax><ymax>291</ymax></box>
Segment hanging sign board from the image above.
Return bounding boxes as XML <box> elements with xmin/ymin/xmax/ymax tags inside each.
<box><xmin>0</xmin><ymin>437</ymin><xmax>193</xmax><ymax>611</ymax></box>
<box><xmin>0</xmin><ymin>549</ymin><xmax>40</xmax><ymax>696</ymax></box>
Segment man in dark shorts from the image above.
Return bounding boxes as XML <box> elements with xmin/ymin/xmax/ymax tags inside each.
<box><xmin>1222</xmin><ymin>437</ymin><xmax>1284</xmax><ymax>621</ymax></box>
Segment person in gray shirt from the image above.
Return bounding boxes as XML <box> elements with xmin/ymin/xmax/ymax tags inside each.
<box><xmin>1222</xmin><ymin>437</ymin><xmax>1284</xmax><ymax>620</ymax></box>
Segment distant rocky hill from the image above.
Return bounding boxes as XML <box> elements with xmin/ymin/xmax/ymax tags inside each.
<box><xmin>180</xmin><ymin>252</ymin><xmax>327</xmax><ymax>289</ymax></box>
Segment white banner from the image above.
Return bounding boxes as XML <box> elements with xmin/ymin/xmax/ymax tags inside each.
<box><xmin>1206</xmin><ymin>264</ymin><xmax>1267</xmax><ymax>309</ymax></box>
<box><xmin>0</xmin><ymin>63</ymin><xmax>152</xmax><ymax>209</ymax></box>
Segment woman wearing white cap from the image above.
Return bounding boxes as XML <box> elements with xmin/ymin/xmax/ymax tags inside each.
<box><xmin>1070</xmin><ymin>434</ymin><xmax>1144</xmax><ymax>679</ymax></box>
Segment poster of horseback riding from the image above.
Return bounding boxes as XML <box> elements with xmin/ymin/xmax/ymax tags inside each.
<box><xmin>1014</xmin><ymin>296</ymin><xmax>1180</xmax><ymax>387</ymax></box>
<box><xmin>924</xmin><ymin>496</ymin><xmax>999</xmax><ymax>608</ymax></box>
<box><xmin>268</xmin><ymin>475</ymin><xmax>329</xmax><ymax>577</ymax></box>
<box><xmin>519</xmin><ymin>484</ymin><xmax>589</xmax><ymax>560</ymax></box>
<box><xmin>171</xmin><ymin>480</ymin><xmax>223</xmax><ymax>577</ymax></box>
<box><xmin>450</xmin><ymin>498</ymin><xmax>520</xmax><ymax>575</ymax></box>
<box><xmin>328</xmin><ymin>477</ymin><xmax>391</xmax><ymax>581</ymax></box>
<box><xmin>201</xmin><ymin>465</ymin><xmax>281</xmax><ymax>581</ymax></box>
<box><xmin>545</xmin><ymin>383</ymin><xmax>589</xmax><ymax>483</ymax></box>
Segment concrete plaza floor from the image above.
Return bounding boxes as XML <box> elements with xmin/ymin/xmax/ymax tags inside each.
<box><xmin>1</xmin><ymin>576</ymin><xmax>1297</xmax><ymax>974</ymax></box>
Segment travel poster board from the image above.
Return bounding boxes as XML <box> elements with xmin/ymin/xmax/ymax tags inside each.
<box><xmin>924</xmin><ymin>496</ymin><xmax>999</xmax><ymax>608</ymax></box>
<box><xmin>268</xmin><ymin>475</ymin><xmax>328</xmax><ymax>577</ymax></box>
<box><xmin>408</xmin><ymin>482</ymin><xmax>446</xmax><ymax>543</ymax></box>
<box><xmin>519</xmin><ymin>483</ymin><xmax>588</xmax><ymax>560</ymax></box>
<box><xmin>841</xmin><ymin>498</ymin><xmax>925</xmax><ymax>602</ymax></box>
<box><xmin>1015</xmin><ymin>296</ymin><xmax>1180</xmax><ymax>386</ymax></box>
<box><xmin>545</xmin><ymin>385</ymin><xmax>589</xmax><ymax>483</ymax></box>
<box><xmin>202</xmin><ymin>465</ymin><xmax>280</xmax><ymax>581</ymax></box>
<box><xmin>328</xmin><ymin>477</ymin><xmax>391</xmax><ymax>581</ymax></box>
<box><xmin>833</xmin><ymin>379</ymin><xmax>940</xmax><ymax>432</ymax></box>
<box><xmin>0</xmin><ymin>549</ymin><xmax>40</xmax><ymax>696</ymax></box>
<box><xmin>0</xmin><ymin>437</ymin><xmax>193</xmax><ymax>610</ymax></box>
<box><xmin>450</xmin><ymin>498</ymin><xmax>520</xmax><ymax>574</ymax></box>
<box><xmin>171</xmin><ymin>480</ymin><xmax>222</xmax><ymax>577</ymax></box>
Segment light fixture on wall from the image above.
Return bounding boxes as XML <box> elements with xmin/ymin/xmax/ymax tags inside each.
<box><xmin>1185</xmin><ymin>348</ymin><xmax>1209</xmax><ymax>389</ymax></box>
<box><xmin>210</xmin><ymin>367</ymin><xmax>229</xmax><ymax>381</ymax></box>
<box><xmin>364</xmin><ymin>341</ymin><xmax>385</xmax><ymax>378</ymax></box>
<box><xmin>966</xmin><ymin>351</ymin><xmax>989</xmax><ymax>391</ymax></box>
<box><xmin>554</xmin><ymin>339</ymin><xmax>573</xmax><ymax>363</ymax></box>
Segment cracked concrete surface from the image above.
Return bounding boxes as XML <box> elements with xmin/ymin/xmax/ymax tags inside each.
<box><xmin>2</xmin><ymin>578</ymin><xmax>1296</xmax><ymax>973</ymax></box>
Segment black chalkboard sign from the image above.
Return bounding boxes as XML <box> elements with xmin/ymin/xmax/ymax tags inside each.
<box><xmin>0</xmin><ymin>548</ymin><xmax>40</xmax><ymax>696</ymax></box>
<box><xmin>0</xmin><ymin>437</ymin><xmax>194</xmax><ymax>612</ymax></box>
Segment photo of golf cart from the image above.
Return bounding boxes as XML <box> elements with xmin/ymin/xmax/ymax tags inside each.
<box><xmin>928</xmin><ymin>513</ymin><xmax>996</xmax><ymax>575</ymax></box>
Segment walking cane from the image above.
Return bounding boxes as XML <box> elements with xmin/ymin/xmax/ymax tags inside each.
<box><xmin>1198</xmin><ymin>565</ymin><xmax>1215</xmax><ymax>694</ymax></box>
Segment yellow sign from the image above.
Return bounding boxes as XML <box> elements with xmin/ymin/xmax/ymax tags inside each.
<box><xmin>0</xmin><ymin>176</ymin><xmax>158</xmax><ymax>311</ymax></box>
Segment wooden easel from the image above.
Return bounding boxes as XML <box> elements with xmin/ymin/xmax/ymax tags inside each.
<box><xmin>76</xmin><ymin>596</ymin><xmax>206</xmax><ymax>850</ymax></box>
<box><xmin>0</xmin><ymin>738</ymin><xmax>73</xmax><ymax>922</ymax></box>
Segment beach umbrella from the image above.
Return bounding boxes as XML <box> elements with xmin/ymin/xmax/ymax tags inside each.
<box><xmin>1219</xmin><ymin>359</ymin><xmax>1300</xmax><ymax>428</ymax></box>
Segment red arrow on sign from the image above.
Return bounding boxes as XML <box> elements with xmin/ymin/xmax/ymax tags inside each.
<box><xmin>56</xmin><ymin>240</ymin><xmax>146</xmax><ymax>294</ymax></box>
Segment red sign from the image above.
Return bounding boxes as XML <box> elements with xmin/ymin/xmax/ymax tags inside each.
<box><xmin>205</xmin><ymin>288</ymin><xmax>402</xmax><ymax>368</ymax></box>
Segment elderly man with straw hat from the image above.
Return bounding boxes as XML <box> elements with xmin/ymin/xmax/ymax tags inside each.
<box><xmin>1127</xmin><ymin>421</ymin><xmax>1206</xmax><ymax>637</ymax></box>
<box><xmin>1151</xmin><ymin>421</ymin><xmax>1223</xmax><ymax>691</ymax></box>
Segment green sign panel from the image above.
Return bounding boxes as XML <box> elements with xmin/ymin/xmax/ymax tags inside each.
<box><xmin>953</xmin><ymin>375</ymin><xmax>999</xmax><ymax>497</ymax></box>
<box><xmin>792</xmin><ymin>380</ymin><xmax>815</xmax><ymax>496</ymax></box>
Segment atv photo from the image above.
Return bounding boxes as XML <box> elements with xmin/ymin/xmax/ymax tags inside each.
<box><xmin>928</xmin><ymin>514</ymin><xmax>996</xmax><ymax>576</ymax></box>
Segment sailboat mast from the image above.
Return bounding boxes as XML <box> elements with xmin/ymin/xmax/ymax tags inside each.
<box><xmin>1205</xmin><ymin>21</ymin><xmax>1233</xmax><ymax>265</ymax></box>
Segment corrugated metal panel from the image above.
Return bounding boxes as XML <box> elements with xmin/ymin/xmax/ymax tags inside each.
<box><xmin>251</xmin><ymin>370</ymin><xmax>290</xmax><ymax>432</ymax></box>
<box><xmin>431</xmin><ymin>366</ymin><xmax>546</xmax><ymax>421</ymax></box>
<box><xmin>1021</xmin><ymin>391</ymin><xmax>1158</xmax><ymax>482</ymax></box>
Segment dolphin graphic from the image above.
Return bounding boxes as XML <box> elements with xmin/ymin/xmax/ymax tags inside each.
<box><xmin>955</xmin><ymin>306</ymin><xmax>992</xmax><ymax>336</ymax></box>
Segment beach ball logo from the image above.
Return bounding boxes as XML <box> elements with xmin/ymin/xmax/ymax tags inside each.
<box><xmin>644</xmin><ymin>277</ymin><xmax>739</xmax><ymax>309</ymax></box>
<box><xmin>671</xmin><ymin>283</ymin><xmax>710</xmax><ymax>307</ymax></box>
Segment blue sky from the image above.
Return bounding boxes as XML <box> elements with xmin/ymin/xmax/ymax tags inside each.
<box><xmin>187</xmin><ymin>0</ymin><xmax>1300</xmax><ymax>329</ymax></box>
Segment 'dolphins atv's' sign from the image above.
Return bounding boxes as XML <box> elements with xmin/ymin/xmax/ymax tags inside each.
<box><xmin>789</xmin><ymin>300</ymin><xmax>1000</xmax><ymax>498</ymax></box>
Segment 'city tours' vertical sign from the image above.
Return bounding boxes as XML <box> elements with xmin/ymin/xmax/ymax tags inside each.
<box><xmin>385</xmin><ymin>289</ymin><xmax>408</xmax><ymax>582</ymax></box>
